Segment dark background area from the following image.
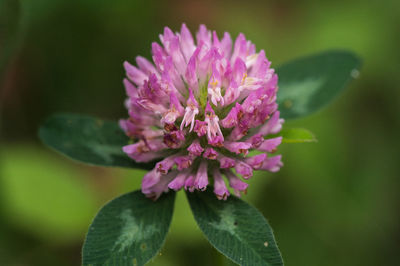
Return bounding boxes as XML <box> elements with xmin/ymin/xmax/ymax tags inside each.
<box><xmin>1</xmin><ymin>0</ymin><xmax>399</xmax><ymax>265</ymax></box>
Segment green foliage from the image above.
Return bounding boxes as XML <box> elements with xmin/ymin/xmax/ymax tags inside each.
<box><xmin>186</xmin><ymin>189</ymin><xmax>283</xmax><ymax>266</ymax></box>
<box><xmin>82</xmin><ymin>190</ymin><xmax>176</xmax><ymax>266</ymax></box>
<box><xmin>0</xmin><ymin>0</ymin><xmax>20</xmax><ymax>76</ymax></box>
<box><xmin>276</xmin><ymin>50</ymin><xmax>361</xmax><ymax>119</ymax></box>
<box><xmin>0</xmin><ymin>145</ymin><xmax>97</xmax><ymax>243</ymax></box>
<box><xmin>271</xmin><ymin>128</ymin><xmax>317</xmax><ymax>144</ymax></box>
<box><xmin>38</xmin><ymin>113</ymin><xmax>155</xmax><ymax>170</ymax></box>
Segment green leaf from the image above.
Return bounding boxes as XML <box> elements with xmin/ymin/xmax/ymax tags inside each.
<box><xmin>271</xmin><ymin>128</ymin><xmax>317</xmax><ymax>144</ymax></box>
<box><xmin>186</xmin><ymin>189</ymin><xmax>283</xmax><ymax>266</ymax></box>
<box><xmin>38</xmin><ymin>113</ymin><xmax>155</xmax><ymax>170</ymax></box>
<box><xmin>276</xmin><ymin>50</ymin><xmax>361</xmax><ymax>119</ymax></box>
<box><xmin>82</xmin><ymin>190</ymin><xmax>176</xmax><ymax>266</ymax></box>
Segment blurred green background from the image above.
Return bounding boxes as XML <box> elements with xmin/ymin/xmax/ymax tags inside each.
<box><xmin>1</xmin><ymin>0</ymin><xmax>399</xmax><ymax>265</ymax></box>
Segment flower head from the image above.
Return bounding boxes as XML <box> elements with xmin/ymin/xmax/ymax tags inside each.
<box><xmin>120</xmin><ymin>24</ymin><xmax>284</xmax><ymax>200</ymax></box>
